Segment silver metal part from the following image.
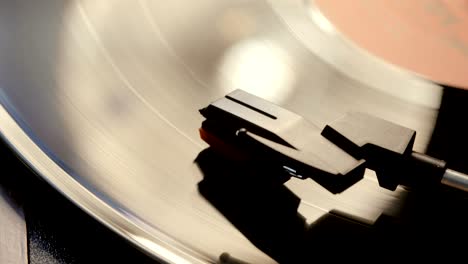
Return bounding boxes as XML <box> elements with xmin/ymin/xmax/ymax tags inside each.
<box><xmin>442</xmin><ymin>169</ymin><xmax>468</xmax><ymax>192</ymax></box>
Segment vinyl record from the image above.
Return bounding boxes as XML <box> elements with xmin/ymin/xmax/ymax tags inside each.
<box><xmin>0</xmin><ymin>1</ymin><xmax>459</xmax><ymax>263</ymax></box>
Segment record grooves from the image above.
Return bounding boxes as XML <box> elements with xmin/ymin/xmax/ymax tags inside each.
<box><xmin>0</xmin><ymin>1</ymin><xmax>466</xmax><ymax>263</ymax></box>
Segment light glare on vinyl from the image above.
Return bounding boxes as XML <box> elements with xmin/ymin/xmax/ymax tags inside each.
<box><xmin>217</xmin><ymin>39</ymin><xmax>295</xmax><ymax>104</ymax></box>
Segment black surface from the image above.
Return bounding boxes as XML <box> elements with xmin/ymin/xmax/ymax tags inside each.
<box><xmin>0</xmin><ymin>140</ymin><xmax>160</xmax><ymax>264</ymax></box>
<box><xmin>427</xmin><ymin>86</ymin><xmax>468</xmax><ymax>173</ymax></box>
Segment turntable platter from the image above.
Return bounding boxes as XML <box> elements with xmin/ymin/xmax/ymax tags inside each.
<box><xmin>0</xmin><ymin>1</ymin><xmax>445</xmax><ymax>263</ymax></box>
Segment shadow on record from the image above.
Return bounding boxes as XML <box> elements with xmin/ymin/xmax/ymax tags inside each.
<box><xmin>196</xmin><ymin>84</ymin><xmax>468</xmax><ymax>264</ymax></box>
<box><xmin>195</xmin><ymin>147</ymin><xmax>389</xmax><ymax>263</ymax></box>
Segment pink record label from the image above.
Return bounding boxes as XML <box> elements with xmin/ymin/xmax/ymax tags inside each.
<box><xmin>314</xmin><ymin>0</ymin><xmax>468</xmax><ymax>89</ymax></box>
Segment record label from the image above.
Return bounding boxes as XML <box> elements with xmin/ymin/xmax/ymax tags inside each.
<box><xmin>315</xmin><ymin>0</ymin><xmax>468</xmax><ymax>89</ymax></box>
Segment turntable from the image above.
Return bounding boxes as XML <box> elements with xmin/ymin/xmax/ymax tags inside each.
<box><xmin>0</xmin><ymin>1</ymin><xmax>467</xmax><ymax>263</ymax></box>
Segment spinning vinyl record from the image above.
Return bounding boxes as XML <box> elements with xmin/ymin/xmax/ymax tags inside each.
<box><xmin>0</xmin><ymin>1</ymin><xmax>464</xmax><ymax>263</ymax></box>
